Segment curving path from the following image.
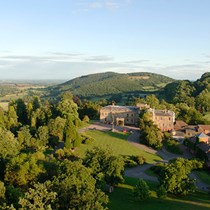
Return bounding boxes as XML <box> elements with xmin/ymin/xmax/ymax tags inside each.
<box><xmin>125</xmin><ymin>128</ymin><xmax>210</xmax><ymax>191</ymax></box>
<box><xmin>79</xmin><ymin>122</ymin><xmax>210</xmax><ymax>191</ymax></box>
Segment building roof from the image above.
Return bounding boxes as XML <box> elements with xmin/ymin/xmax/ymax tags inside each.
<box><xmin>185</xmin><ymin>125</ymin><xmax>197</xmax><ymax>131</ymax></box>
<box><xmin>174</xmin><ymin>120</ymin><xmax>188</xmax><ymax>130</ymax></box>
<box><xmin>188</xmin><ymin>132</ymin><xmax>210</xmax><ymax>144</ymax></box>
<box><xmin>198</xmin><ymin>125</ymin><xmax>210</xmax><ymax>133</ymax></box>
<box><xmin>150</xmin><ymin>109</ymin><xmax>174</xmax><ymax>117</ymax></box>
<box><xmin>100</xmin><ymin>105</ymin><xmax>139</xmax><ymax>112</ymax></box>
<box><xmin>195</xmin><ymin>132</ymin><xmax>210</xmax><ymax>138</ymax></box>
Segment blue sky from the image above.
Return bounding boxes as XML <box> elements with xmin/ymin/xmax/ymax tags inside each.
<box><xmin>0</xmin><ymin>0</ymin><xmax>210</xmax><ymax>80</ymax></box>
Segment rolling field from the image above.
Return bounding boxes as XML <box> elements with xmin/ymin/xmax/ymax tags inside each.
<box><xmin>77</xmin><ymin>130</ymin><xmax>162</xmax><ymax>164</ymax></box>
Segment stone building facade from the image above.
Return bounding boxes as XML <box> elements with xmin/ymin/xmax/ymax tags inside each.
<box><xmin>100</xmin><ymin>104</ymin><xmax>175</xmax><ymax>131</ymax></box>
<box><xmin>100</xmin><ymin>105</ymin><xmax>140</xmax><ymax>126</ymax></box>
<box><xmin>149</xmin><ymin>109</ymin><xmax>175</xmax><ymax>131</ymax></box>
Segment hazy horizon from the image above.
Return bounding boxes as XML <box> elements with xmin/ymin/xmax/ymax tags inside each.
<box><xmin>0</xmin><ymin>71</ymin><xmax>205</xmax><ymax>83</ymax></box>
<box><xmin>0</xmin><ymin>0</ymin><xmax>210</xmax><ymax>80</ymax></box>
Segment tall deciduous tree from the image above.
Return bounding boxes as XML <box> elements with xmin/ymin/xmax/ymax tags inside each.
<box><xmin>7</xmin><ymin>105</ymin><xmax>18</xmax><ymax>130</ymax></box>
<box><xmin>161</xmin><ymin>158</ymin><xmax>203</xmax><ymax>195</ymax></box>
<box><xmin>139</xmin><ymin>111</ymin><xmax>163</xmax><ymax>149</ymax></box>
<box><xmin>0</xmin><ymin>128</ymin><xmax>19</xmax><ymax>159</ymax></box>
<box><xmin>84</xmin><ymin>147</ymin><xmax>124</xmax><ymax>187</ymax></box>
<box><xmin>53</xmin><ymin>160</ymin><xmax>108</xmax><ymax>210</ymax></box>
<box><xmin>57</xmin><ymin>92</ymin><xmax>79</xmax><ymax>121</ymax></box>
<box><xmin>48</xmin><ymin>117</ymin><xmax>66</xmax><ymax>142</ymax></box>
<box><xmin>5</xmin><ymin>152</ymin><xmax>45</xmax><ymax>186</ymax></box>
<box><xmin>19</xmin><ymin>181</ymin><xmax>57</xmax><ymax>210</ymax></box>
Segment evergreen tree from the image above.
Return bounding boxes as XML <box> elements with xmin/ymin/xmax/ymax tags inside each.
<box><xmin>133</xmin><ymin>179</ymin><xmax>151</xmax><ymax>201</ymax></box>
<box><xmin>64</xmin><ymin>115</ymin><xmax>80</xmax><ymax>149</ymax></box>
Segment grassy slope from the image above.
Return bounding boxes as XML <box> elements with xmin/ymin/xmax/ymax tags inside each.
<box><xmin>77</xmin><ymin>130</ymin><xmax>161</xmax><ymax>164</ymax></box>
<box><xmin>108</xmin><ymin>177</ymin><xmax>210</xmax><ymax>210</ymax></box>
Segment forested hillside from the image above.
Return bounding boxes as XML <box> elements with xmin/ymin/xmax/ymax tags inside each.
<box><xmin>160</xmin><ymin>72</ymin><xmax>210</xmax><ymax>113</ymax></box>
<box><xmin>47</xmin><ymin>72</ymin><xmax>174</xmax><ymax>101</ymax></box>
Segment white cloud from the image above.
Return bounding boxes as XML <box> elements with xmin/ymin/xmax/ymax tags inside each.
<box><xmin>80</xmin><ymin>0</ymin><xmax>131</xmax><ymax>11</ymax></box>
<box><xmin>88</xmin><ymin>2</ymin><xmax>103</xmax><ymax>9</ymax></box>
<box><xmin>0</xmin><ymin>52</ymin><xmax>208</xmax><ymax>81</ymax></box>
<box><xmin>85</xmin><ymin>55</ymin><xmax>114</xmax><ymax>62</ymax></box>
<box><xmin>124</xmin><ymin>59</ymin><xmax>149</xmax><ymax>64</ymax></box>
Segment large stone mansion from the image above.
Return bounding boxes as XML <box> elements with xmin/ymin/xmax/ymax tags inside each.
<box><xmin>100</xmin><ymin>104</ymin><xmax>175</xmax><ymax>131</ymax></box>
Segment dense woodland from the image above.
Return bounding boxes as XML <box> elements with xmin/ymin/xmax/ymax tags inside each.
<box><xmin>0</xmin><ymin>92</ymin><xmax>127</xmax><ymax>209</ymax></box>
<box><xmin>0</xmin><ymin>72</ymin><xmax>209</xmax><ymax>209</ymax></box>
<box><xmin>160</xmin><ymin>72</ymin><xmax>210</xmax><ymax>113</ymax></box>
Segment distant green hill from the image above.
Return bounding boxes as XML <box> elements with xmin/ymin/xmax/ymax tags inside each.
<box><xmin>47</xmin><ymin>72</ymin><xmax>175</xmax><ymax>102</ymax></box>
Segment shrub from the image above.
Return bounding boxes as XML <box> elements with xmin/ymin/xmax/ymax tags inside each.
<box><xmin>135</xmin><ymin>155</ymin><xmax>146</xmax><ymax>165</ymax></box>
<box><xmin>133</xmin><ymin>179</ymin><xmax>151</xmax><ymax>201</ymax></box>
<box><xmin>123</xmin><ymin>155</ymin><xmax>146</xmax><ymax>168</ymax></box>
<box><xmin>123</xmin><ymin>156</ymin><xmax>138</xmax><ymax>168</ymax></box>
<box><xmin>157</xmin><ymin>185</ymin><xmax>167</xmax><ymax>198</ymax></box>
<box><xmin>82</xmin><ymin>115</ymin><xmax>90</xmax><ymax>123</ymax></box>
<box><xmin>80</xmin><ymin>134</ymin><xmax>94</xmax><ymax>145</ymax></box>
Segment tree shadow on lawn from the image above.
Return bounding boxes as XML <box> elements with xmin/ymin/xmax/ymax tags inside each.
<box><xmin>180</xmin><ymin>191</ymin><xmax>210</xmax><ymax>205</ymax></box>
<box><xmin>108</xmin><ymin>177</ymin><xmax>210</xmax><ymax>210</ymax></box>
<box><xmin>109</xmin><ymin>184</ymin><xmax>210</xmax><ymax>210</ymax></box>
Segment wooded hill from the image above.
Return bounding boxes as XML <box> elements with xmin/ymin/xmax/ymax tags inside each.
<box><xmin>160</xmin><ymin>72</ymin><xmax>210</xmax><ymax>112</ymax></box>
<box><xmin>47</xmin><ymin>72</ymin><xmax>174</xmax><ymax>101</ymax></box>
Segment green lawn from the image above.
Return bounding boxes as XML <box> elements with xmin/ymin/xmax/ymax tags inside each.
<box><xmin>195</xmin><ymin>170</ymin><xmax>210</xmax><ymax>185</ymax></box>
<box><xmin>77</xmin><ymin>130</ymin><xmax>161</xmax><ymax>164</ymax></box>
<box><xmin>108</xmin><ymin>177</ymin><xmax>210</xmax><ymax>210</ymax></box>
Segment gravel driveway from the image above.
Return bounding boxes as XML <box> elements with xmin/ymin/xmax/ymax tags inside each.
<box><xmin>79</xmin><ymin>122</ymin><xmax>210</xmax><ymax>191</ymax></box>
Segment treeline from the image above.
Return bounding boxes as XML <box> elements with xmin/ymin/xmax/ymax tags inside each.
<box><xmin>0</xmin><ymin>92</ymin><xmax>125</xmax><ymax>209</ymax></box>
<box><xmin>0</xmin><ymin>85</ymin><xmax>19</xmax><ymax>97</ymax></box>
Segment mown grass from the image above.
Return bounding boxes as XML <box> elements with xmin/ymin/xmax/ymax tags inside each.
<box><xmin>77</xmin><ymin>130</ymin><xmax>161</xmax><ymax>164</ymax></box>
<box><xmin>195</xmin><ymin>170</ymin><xmax>210</xmax><ymax>185</ymax></box>
<box><xmin>108</xmin><ymin>177</ymin><xmax>210</xmax><ymax>210</ymax></box>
